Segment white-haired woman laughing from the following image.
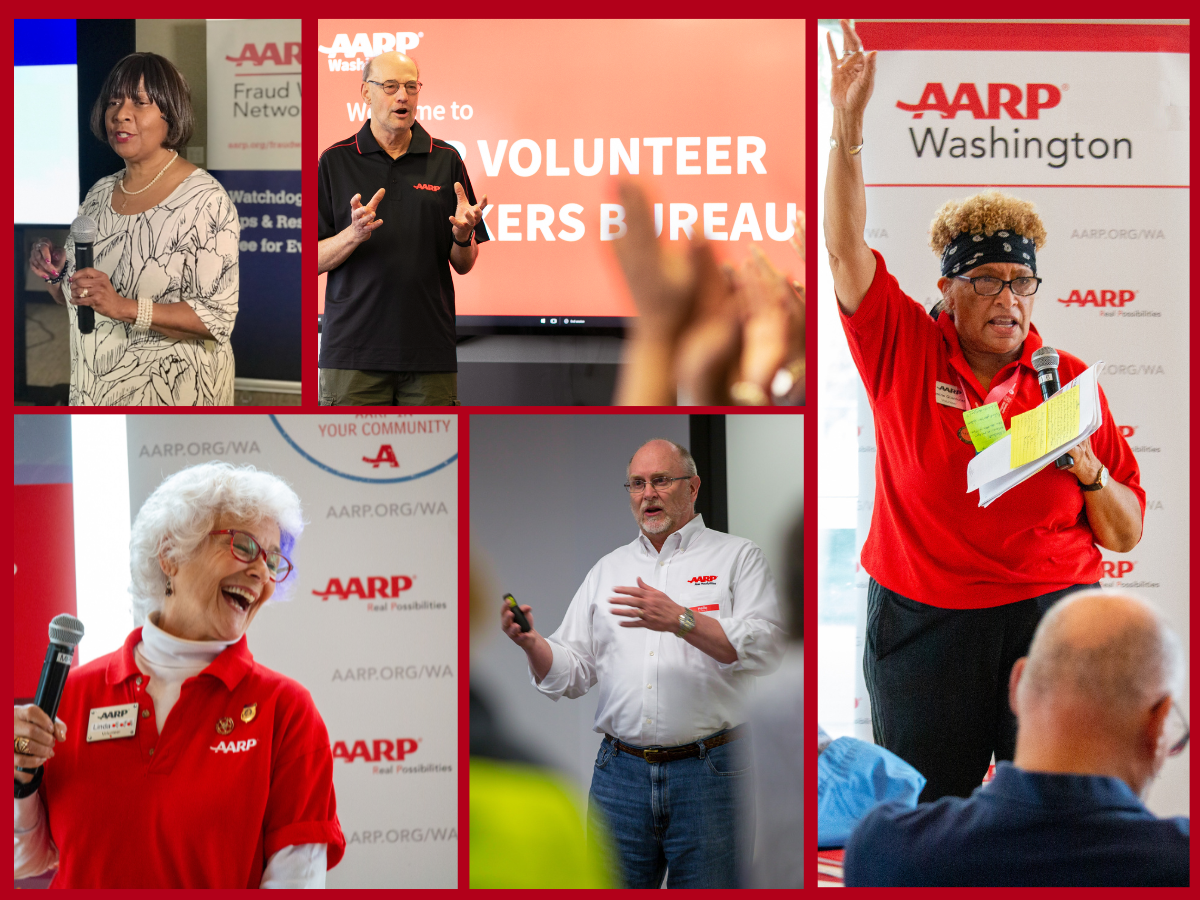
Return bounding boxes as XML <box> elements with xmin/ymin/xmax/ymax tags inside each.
<box><xmin>14</xmin><ymin>462</ymin><xmax>345</xmax><ymax>888</ymax></box>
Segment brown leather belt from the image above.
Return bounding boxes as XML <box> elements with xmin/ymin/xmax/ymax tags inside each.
<box><xmin>605</xmin><ymin>724</ymin><xmax>746</xmax><ymax>764</ymax></box>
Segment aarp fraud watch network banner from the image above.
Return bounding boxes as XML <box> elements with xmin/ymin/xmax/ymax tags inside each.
<box><xmin>207</xmin><ymin>19</ymin><xmax>301</xmax><ymax>381</ymax></box>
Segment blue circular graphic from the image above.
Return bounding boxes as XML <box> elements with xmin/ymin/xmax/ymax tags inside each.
<box><xmin>269</xmin><ymin>416</ymin><xmax>457</xmax><ymax>484</ymax></box>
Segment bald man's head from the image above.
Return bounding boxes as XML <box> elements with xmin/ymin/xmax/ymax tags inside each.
<box><xmin>1018</xmin><ymin>591</ymin><xmax>1182</xmax><ymax>713</ymax></box>
<box><xmin>362</xmin><ymin>52</ymin><xmax>420</xmax><ymax>84</ymax></box>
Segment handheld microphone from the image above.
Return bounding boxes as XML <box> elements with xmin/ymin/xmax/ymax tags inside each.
<box><xmin>69</xmin><ymin>216</ymin><xmax>97</xmax><ymax>335</ymax></box>
<box><xmin>1031</xmin><ymin>347</ymin><xmax>1074</xmax><ymax>470</ymax></box>
<box><xmin>503</xmin><ymin>593</ymin><xmax>531</xmax><ymax>633</ymax></box>
<box><xmin>15</xmin><ymin>614</ymin><xmax>85</xmax><ymax>799</ymax></box>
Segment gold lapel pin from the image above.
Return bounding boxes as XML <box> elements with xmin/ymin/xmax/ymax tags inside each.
<box><xmin>241</xmin><ymin>703</ymin><xmax>258</xmax><ymax>724</ymax></box>
<box><xmin>216</xmin><ymin>717</ymin><xmax>235</xmax><ymax>735</ymax></box>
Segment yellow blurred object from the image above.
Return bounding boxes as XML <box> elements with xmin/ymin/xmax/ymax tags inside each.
<box><xmin>469</xmin><ymin>757</ymin><xmax>616</xmax><ymax>889</ymax></box>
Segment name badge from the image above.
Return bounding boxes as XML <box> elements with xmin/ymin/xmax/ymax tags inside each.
<box><xmin>935</xmin><ymin>381</ymin><xmax>968</xmax><ymax>410</ymax></box>
<box><xmin>690</xmin><ymin>603</ymin><xmax>721</xmax><ymax>616</ymax></box>
<box><xmin>87</xmin><ymin>703</ymin><xmax>139</xmax><ymax>742</ymax></box>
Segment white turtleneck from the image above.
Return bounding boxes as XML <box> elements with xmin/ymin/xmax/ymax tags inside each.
<box><xmin>15</xmin><ymin>621</ymin><xmax>327</xmax><ymax>888</ymax></box>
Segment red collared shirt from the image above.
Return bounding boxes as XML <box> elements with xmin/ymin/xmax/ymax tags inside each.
<box><xmin>840</xmin><ymin>250</ymin><xmax>1144</xmax><ymax>608</ymax></box>
<box><xmin>40</xmin><ymin>629</ymin><xmax>345</xmax><ymax>888</ymax></box>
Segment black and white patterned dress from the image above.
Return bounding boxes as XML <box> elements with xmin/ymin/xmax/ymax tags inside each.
<box><xmin>63</xmin><ymin>169</ymin><xmax>239</xmax><ymax>406</ymax></box>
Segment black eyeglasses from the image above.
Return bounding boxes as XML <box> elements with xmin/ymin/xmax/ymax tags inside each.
<box><xmin>1166</xmin><ymin>700</ymin><xmax>1190</xmax><ymax>757</ymax></box>
<box><xmin>210</xmin><ymin>530</ymin><xmax>293</xmax><ymax>582</ymax></box>
<box><xmin>954</xmin><ymin>275</ymin><xmax>1042</xmax><ymax>297</ymax></box>
<box><xmin>624</xmin><ymin>475</ymin><xmax>691</xmax><ymax>494</ymax></box>
<box><xmin>365</xmin><ymin>79</ymin><xmax>422</xmax><ymax>96</ymax></box>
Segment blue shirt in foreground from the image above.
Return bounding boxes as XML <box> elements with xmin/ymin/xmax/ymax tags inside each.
<box><xmin>844</xmin><ymin>762</ymin><xmax>1189</xmax><ymax>886</ymax></box>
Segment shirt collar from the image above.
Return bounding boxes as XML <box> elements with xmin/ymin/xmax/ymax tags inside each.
<box><xmin>938</xmin><ymin>311</ymin><xmax>1044</xmax><ymax>393</ymax></box>
<box><xmin>984</xmin><ymin>761</ymin><xmax>1148</xmax><ymax>813</ymax></box>
<box><xmin>108</xmin><ymin>627</ymin><xmax>255</xmax><ymax>692</ymax></box>
<box><xmin>637</xmin><ymin>513</ymin><xmax>707</xmax><ymax>557</ymax></box>
<box><xmin>357</xmin><ymin>118</ymin><xmax>431</xmax><ymax>157</ymax></box>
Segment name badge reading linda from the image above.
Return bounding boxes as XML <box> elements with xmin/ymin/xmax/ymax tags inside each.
<box><xmin>935</xmin><ymin>381</ymin><xmax>968</xmax><ymax>410</ymax></box>
<box><xmin>87</xmin><ymin>703</ymin><xmax>139</xmax><ymax>742</ymax></box>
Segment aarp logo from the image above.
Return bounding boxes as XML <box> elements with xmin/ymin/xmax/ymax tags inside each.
<box><xmin>319</xmin><ymin>31</ymin><xmax>422</xmax><ymax>58</ymax></box>
<box><xmin>225</xmin><ymin>43</ymin><xmax>300</xmax><ymax>67</ymax></box>
<box><xmin>897</xmin><ymin>83</ymin><xmax>1062</xmax><ymax>119</ymax></box>
<box><xmin>1058</xmin><ymin>289</ymin><xmax>1136</xmax><ymax>308</ymax></box>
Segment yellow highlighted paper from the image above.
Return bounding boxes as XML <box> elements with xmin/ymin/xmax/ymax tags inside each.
<box><xmin>1009</xmin><ymin>386</ymin><xmax>1081</xmax><ymax>468</ymax></box>
<box><xmin>962</xmin><ymin>403</ymin><xmax>1007</xmax><ymax>452</ymax></box>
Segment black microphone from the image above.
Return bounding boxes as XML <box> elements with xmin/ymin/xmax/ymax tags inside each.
<box><xmin>15</xmin><ymin>613</ymin><xmax>85</xmax><ymax>799</ymax></box>
<box><xmin>69</xmin><ymin>215</ymin><xmax>97</xmax><ymax>335</ymax></box>
<box><xmin>1031</xmin><ymin>346</ymin><xmax>1074</xmax><ymax>470</ymax></box>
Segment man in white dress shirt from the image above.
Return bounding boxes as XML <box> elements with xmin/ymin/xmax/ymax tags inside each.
<box><xmin>501</xmin><ymin>438</ymin><xmax>785</xmax><ymax>888</ymax></box>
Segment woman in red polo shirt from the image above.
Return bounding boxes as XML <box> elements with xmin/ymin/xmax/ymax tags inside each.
<box><xmin>822</xmin><ymin>20</ymin><xmax>1144</xmax><ymax>802</ymax></box>
<box><xmin>14</xmin><ymin>462</ymin><xmax>346</xmax><ymax>888</ymax></box>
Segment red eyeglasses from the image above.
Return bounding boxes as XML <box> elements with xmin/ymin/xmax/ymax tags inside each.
<box><xmin>209</xmin><ymin>530</ymin><xmax>293</xmax><ymax>582</ymax></box>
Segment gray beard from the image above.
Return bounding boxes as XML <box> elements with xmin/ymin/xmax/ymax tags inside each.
<box><xmin>638</xmin><ymin>510</ymin><xmax>675</xmax><ymax>535</ymax></box>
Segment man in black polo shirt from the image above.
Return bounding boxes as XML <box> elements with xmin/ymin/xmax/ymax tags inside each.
<box><xmin>318</xmin><ymin>51</ymin><xmax>489</xmax><ymax>405</ymax></box>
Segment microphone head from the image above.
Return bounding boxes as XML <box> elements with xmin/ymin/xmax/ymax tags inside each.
<box><xmin>48</xmin><ymin>613</ymin><xmax>85</xmax><ymax>649</ymax></box>
<box><xmin>1031</xmin><ymin>346</ymin><xmax>1060</xmax><ymax>372</ymax></box>
<box><xmin>70</xmin><ymin>215</ymin><xmax>98</xmax><ymax>245</ymax></box>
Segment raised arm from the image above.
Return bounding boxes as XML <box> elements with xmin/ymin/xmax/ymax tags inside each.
<box><xmin>317</xmin><ymin>189</ymin><xmax>385</xmax><ymax>275</ymax></box>
<box><xmin>823</xmin><ymin>20</ymin><xmax>878</xmax><ymax>314</ymax></box>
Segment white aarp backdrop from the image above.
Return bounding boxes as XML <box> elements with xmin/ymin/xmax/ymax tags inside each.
<box><xmin>125</xmin><ymin>414</ymin><xmax>458</xmax><ymax>887</ymax></box>
<box><xmin>848</xmin><ymin>21</ymin><xmax>1189</xmax><ymax>817</ymax></box>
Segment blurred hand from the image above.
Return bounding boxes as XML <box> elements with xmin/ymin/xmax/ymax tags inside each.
<box><xmin>737</xmin><ymin>246</ymin><xmax>793</xmax><ymax>393</ymax></box>
<box><xmin>14</xmin><ymin>704</ymin><xmax>65</xmax><ymax>784</ymax></box>
<box><xmin>675</xmin><ymin>247</ymin><xmax>742</xmax><ymax>405</ymax></box>
<box><xmin>612</xmin><ymin>180</ymin><xmax>696</xmax><ymax>341</ymax></box>
<box><xmin>828</xmin><ymin>19</ymin><xmax>877</xmax><ymax>117</ymax></box>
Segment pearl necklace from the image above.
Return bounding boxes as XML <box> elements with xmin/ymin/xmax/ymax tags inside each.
<box><xmin>118</xmin><ymin>151</ymin><xmax>179</xmax><ymax>207</ymax></box>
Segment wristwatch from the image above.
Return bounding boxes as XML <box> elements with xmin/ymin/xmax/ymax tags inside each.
<box><xmin>1080</xmin><ymin>464</ymin><xmax>1108</xmax><ymax>492</ymax></box>
<box><xmin>675</xmin><ymin>608</ymin><xmax>696</xmax><ymax>637</ymax></box>
<box><xmin>452</xmin><ymin>233</ymin><xmax>473</xmax><ymax>248</ymax></box>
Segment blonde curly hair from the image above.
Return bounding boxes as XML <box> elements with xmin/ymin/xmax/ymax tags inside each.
<box><xmin>929</xmin><ymin>190</ymin><xmax>1047</xmax><ymax>257</ymax></box>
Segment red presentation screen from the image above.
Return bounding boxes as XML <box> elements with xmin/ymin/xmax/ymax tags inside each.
<box><xmin>317</xmin><ymin>19</ymin><xmax>805</xmax><ymax>331</ymax></box>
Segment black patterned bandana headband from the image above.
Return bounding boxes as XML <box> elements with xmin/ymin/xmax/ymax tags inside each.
<box><xmin>940</xmin><ymin>230</ymin><xmax>1037</xmax><ymax>277</ymax></box>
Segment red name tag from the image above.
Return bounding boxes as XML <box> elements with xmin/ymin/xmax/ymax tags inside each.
<box><xmin>690</xmin><ymin>603</ymin><xmax>720</xmax><ymax>613</ymax></box>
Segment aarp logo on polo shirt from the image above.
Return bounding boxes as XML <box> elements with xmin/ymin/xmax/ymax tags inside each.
<box><xmin>211</xmin><ymin>739</ymin><xmax>258</xmax><ymax>753</ymax></box>
<box><xmin>319</xmin><ymin>31</ymin><xmax>423</xmax><ymax>72</ymax></box>
<box><xmin>687</xmin><ymin>575</ymin><xmax>718</xmax><ymax>585</ymax></box>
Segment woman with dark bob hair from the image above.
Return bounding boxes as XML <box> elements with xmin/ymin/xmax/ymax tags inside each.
<box><xmin>14</xmin><ymin>463</ymin><xmax>345</xmax><ymax>887</ymax></box>
<box><xmin>29</xmin><ymin>53</ymin><xmax>240</xmax><ymax>405</ymax></box>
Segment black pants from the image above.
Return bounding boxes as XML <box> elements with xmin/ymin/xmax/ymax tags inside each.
<box><xmin>863</xmin><ymin>577</ymin><xmax>1099</xmax><ymax>803</ymax></box>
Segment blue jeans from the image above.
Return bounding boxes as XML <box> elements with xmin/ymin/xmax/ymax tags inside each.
<box><xmin>588</xmin><ymin>729</ymin><xmax>750</xmax><ymax>888</ymax></box>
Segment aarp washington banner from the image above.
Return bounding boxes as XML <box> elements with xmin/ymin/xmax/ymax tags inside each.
<box><xmin>125</xmin><ymin>414</ymin><xmax>458</xmax><ymax>887</ymax></box>
<box><xmin>848</xmin><ymin>21</ymin><xmax>1189</xmax><ymax>816</ymax></box>
<box><xmin>207</xmin><ymin>20</ymin><xmax>302</xmax><ymax>382</ymax></box>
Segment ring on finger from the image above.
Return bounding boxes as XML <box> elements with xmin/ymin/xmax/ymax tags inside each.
<box><xmin>80</xmin><ymin>288</ymin><xmax>89</xmax><ymax>299</ymax></box>
<box><xmin>15</xmin><ymin>736</ymin><xmax>30</xmax><ymax>754</ymax></box>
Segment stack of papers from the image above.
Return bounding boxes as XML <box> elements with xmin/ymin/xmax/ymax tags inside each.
<box><xmin>966</xmin><ymin>362</ymin><xmax>1104</xmax><ymax>507</ymax></box>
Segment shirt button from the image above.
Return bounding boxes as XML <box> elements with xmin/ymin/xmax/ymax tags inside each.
<box><xmin>647</xmin><ymin>684</ymin><xmax>653</xmax><ymax>690</ymax></box>
<box><xmin>646</xmin><ymin>718</ymin><xmax>652</xmax><ymax>725</ymax></box>
<box><xmin>148</xmin><ymin>747</ymin><xmax>154</xmax><ymax>756</ymax></box>
<box><xmin>141</xmin><ymin>709</ymin><xmax>150</xmax><ymax>719</ymax></box>
<box><xmin>649</xmin><ymin>651</ymin><xmax>655</xmax><ymax>656</ymax></box>
<box><xmin>135</xmin><ymin>677</ymin><xmax>143</xmax><ymax>686</ymax></box>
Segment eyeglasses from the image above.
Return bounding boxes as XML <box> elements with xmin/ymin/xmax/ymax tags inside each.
<box><xmin>366</xmin><ymin>80</ymin><xmax>422</xmax><ymax>96</ymax></box>
<box><xmin>209</xmin><ymin>530</ymin><xmax>293</xmax><ymax>582</ymax></box>
<box><xmin>1166</xmin><ymin>700</ymin><xmax>1189</xmax><ymax>757</ymax></box>
<box><xmin>624</xmin><ymin>475</ymin><xmax>691</xmax><ymax>494</ymax></box>
<box><xmin>954</xmin><ymin>275</ymin><xmax>1042</xmax><ymax>297</ymax></box>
